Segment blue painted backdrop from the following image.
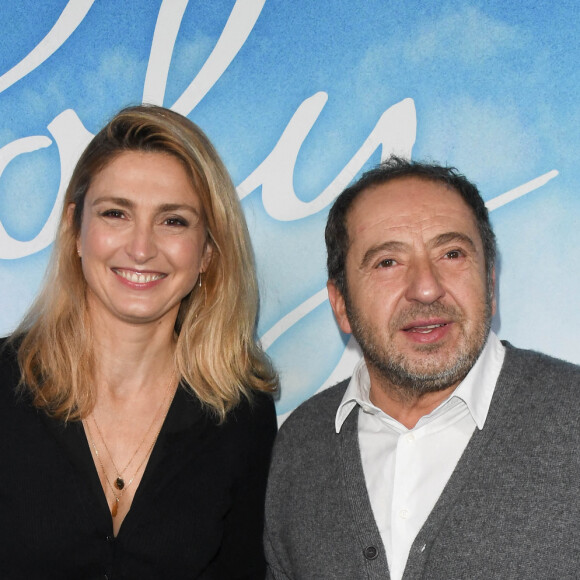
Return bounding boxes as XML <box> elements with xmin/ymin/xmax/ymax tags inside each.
<box><xmin>0</xmin><ymin>0</ymin><xmax>578</xmax><ymax>419</ymax></box>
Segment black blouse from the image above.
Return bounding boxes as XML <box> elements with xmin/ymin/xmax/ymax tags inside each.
<box><xmin>0</xmin><ymin>339</ymin><xmax>277</xmax><ymax>579</ymax></box>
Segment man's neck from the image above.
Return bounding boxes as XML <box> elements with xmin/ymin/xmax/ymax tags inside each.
<box><xmin>367</xmin><ymin>371</ymin><xmax>460</xmax><ymax>429</ymax></box>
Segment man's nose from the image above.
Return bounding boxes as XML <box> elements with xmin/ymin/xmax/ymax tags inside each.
<box><xmin>404</xmin><ymin>256</ymin><xmax>445</xmax><ymax>304</ymax></box>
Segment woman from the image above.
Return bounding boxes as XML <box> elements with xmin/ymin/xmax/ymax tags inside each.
<box><xmin>0</xmin><ymin>105</ymin><xmax>278</xmax><ymax>579</ymax></box>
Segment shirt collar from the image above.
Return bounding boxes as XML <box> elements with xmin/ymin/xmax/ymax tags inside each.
<box><xmin>335</xmin><ymin>331</ymin><xmax>505</xmax><ymax>433</ymax></box>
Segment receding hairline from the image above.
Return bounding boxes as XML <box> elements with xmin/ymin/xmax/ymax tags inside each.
<box><xmin>344</xmin><ymin>175</ymin><xmax>485</xmax><ymax>270</ymax></box>
<box><xmin>343</xmin><ymin>174</ymin><xmax>482</xmax><ymax>250</ymax></box>
<box><xmin>349</xmin><ymin>174</ymin><xmax>465</xmax><ymax>210</ymax></box>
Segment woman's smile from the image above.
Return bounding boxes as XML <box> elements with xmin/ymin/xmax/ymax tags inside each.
<box><xmin>112</xmin><ymin>268</ymin><xmax>167</xmax><ymax>285</ymax></box>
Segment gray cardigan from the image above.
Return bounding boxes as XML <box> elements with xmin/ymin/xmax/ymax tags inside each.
<box><xmin>264</xmin><ymin>344</ymin><xmax>580</xmax><ymax>579</ymax></box>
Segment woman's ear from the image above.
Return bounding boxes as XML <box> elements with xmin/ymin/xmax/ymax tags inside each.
<box><xmin>66</xmin><ymin>203</ymin><xmax>76</xmax><ymax>227</ymax></box>
<box><xmin>67</xmin><ymin>204</ymin><xmax>81</xmax><ymax>257</ymax></box>
<box><xmin>200</xmin><ymin>238</ymin><xmax>213</xmax><ymax>273</ymax></box>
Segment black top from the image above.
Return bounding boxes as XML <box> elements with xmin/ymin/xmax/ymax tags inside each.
<box><xmin>0</xmin><ymin>338</ymin><xmax>277</xmax><ymax>579</ymax></box>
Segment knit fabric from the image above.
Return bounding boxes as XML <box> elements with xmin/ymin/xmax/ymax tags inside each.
<box><xmin>265</xmin><ymin>343</ymin><xmax>580</xmax><ymax>579</ymax></box>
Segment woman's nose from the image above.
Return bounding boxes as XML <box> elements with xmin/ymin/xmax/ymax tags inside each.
<box><xmin>125</xmin><ymin>222</ymin><xmax>157</xmax><ymax>264</ymax></box>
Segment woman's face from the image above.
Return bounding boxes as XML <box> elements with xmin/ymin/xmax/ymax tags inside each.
<box><xmin>75</xmin><ymin>151</ymin><xmax>212</xmax><ymax>329</ymax></box>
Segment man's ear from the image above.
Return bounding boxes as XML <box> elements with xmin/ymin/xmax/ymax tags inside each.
<box><xmin>490</xmin><ymin>266</ymin><xmax>497</xmax><ymax>317</ymax></box>
<box><xmin>327</xmin><ymin>280</ymin><xmax>352</xmax><ymax>335</ymax></box>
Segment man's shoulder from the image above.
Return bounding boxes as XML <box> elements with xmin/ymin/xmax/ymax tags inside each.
<box><xmin>499</xmin><ymin>343</ymin><xmax>580</xmax><ymax>420</ymax></box>
<box><xmin>267</xmin><ymin>381</ymin><xmax>351</xmax><ymax>496</ymax></box>
<box><xmin>503</xmin><ymin>342</ymin><xmax>580</xmax><ymax>381</ymax></box>
<box><xmin>271</xmin><ymin>380</ymin><xmax>351</xmax><ymax>464</ymax></box>
<box><xmin>277</xmin><ymin>379</ymin><xmax>349</xmax><ymax>440</ymax></box>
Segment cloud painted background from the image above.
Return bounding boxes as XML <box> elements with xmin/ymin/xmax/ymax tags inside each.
<box><xmin>0</xmin><ymin>0</ymin><xmax>578</xmax><ymax>418</ymax></box>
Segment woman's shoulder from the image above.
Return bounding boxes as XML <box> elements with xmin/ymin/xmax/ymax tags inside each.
<box><xmin>219</xmin><ymin>390</ymin><xmax>278</xmax><ymax>449</ymax></box>
<box><xmin>0</xmin><ymin>336</ymin><xmax>25</xmax><ymax>405</ymax></box>
<box><xmin>172</xmin><ymin>383</ymin><xmax>277</xmax><ymax>445</ymax></box>
<box><xmin>231</xmin><ymin>390</ymin><xmax>277</xmax><ymax>427</ymax></box>
<box><xmin>0</xmin><ymin>336</ymin><xmax>20</xmax><ymax>378</ymax></box>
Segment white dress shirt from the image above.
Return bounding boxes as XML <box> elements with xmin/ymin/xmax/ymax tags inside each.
<box><xmin>335</xmin><ymin>332</ymin><xmax>505</xmax><ymax>580</ymax></box>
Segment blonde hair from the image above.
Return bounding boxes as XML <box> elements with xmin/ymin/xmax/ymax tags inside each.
<box><xmin>14</xmin><ymin>104</ymin><xmax>277</xmax><ymax>421</ymax></box>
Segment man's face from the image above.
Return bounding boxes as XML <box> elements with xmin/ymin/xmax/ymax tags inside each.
<box><xmin>327</xmin><ymin>177</ymin><xmax>495</xmax><ymax>397</ymax></box>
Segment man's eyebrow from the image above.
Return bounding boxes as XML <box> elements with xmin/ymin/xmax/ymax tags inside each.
<box><xmin>430</xmin><ymin>232</ymin><xmax>477</xmax><ymax>252</ymax></box>
<box><xmin>360</xmin><ymin>241</ymin><xmax>408</xmax><ymax>268</ymax></box>
<box><xmin>359</xmin><ymin>233</ymin><xmax>477</xmax><ymax>268</ymax></box>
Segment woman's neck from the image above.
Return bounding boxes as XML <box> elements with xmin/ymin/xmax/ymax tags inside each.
<box><xmin>90</xmin><ymin>317</ymin><xmax>177</xmax><ymax>400</ymax></box>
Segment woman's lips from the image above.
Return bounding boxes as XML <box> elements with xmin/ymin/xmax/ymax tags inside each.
<box><xmin>112</xmin><ymin>268</ymin><xmax>166</xmax><ymax>285</ymax></box>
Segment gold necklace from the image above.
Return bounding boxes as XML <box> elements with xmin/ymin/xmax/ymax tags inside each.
<box><xmin>84</xmin><ymin>371</ymin><xmax>176</xmax><ymax>517</ymax></box>
<box><xmin>85</xmin><ymin>418</ymin><xmax>167</xmax><ymax>517</ymax></box>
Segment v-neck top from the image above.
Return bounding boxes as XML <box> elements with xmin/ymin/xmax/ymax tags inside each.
<box><xmin>0</xmin><ymin>338</ymin><xmax>277</xmax><ymax>580</ymax></box>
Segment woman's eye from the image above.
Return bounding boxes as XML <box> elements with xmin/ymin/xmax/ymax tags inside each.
<box><xmin>101</xmin><ymin>209</ymin><xmax>125</xmax><ymax>219</ymax></box>
<box><xmin>164</xmin><ymin>217</ymin><xmax>188</xmax><ymax>227</ymax></box>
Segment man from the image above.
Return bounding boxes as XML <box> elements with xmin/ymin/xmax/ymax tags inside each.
<box><xmin>264</xmin><ymin>157</ymin><xmax>580</xmax><ymax>579</ymax></box>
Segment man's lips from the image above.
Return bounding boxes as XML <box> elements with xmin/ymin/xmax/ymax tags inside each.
<box><xmin>112</xmin><ymin>268</ymin><xmax>166</xmax><ymax>284</ymax></box>
<box><xmin>402</xmin><ymin>320</ymin><xmax>451</xmax><ymax>334</ymax></box>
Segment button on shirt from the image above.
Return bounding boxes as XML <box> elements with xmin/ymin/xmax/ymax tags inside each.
<box><xmin>335</xmin><ymin>332</ymin><xmax>505</xmax><ymax>580</ymax></box>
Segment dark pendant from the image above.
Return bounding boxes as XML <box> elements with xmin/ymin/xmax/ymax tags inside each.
<box><xmin>115</xmin><ymin>477</ymin><xmax>125</xmax><ymax>490</ymax></box>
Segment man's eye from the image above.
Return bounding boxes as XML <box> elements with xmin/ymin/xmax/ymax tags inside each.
<box><xmin>378</xmin><ymin>259</ymin><xmax>396</xmax><ymax>268</ymax></box>
<box><xmin>445</xmin><ymin>250</ymin><xmax>462</xmax><ymax>259</ymax></box>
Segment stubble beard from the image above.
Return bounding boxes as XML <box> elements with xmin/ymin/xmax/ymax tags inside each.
<box><xmin>345</xmin><ymin>295</ymin><xmax>493</xmax><ymax>399</ymax></box>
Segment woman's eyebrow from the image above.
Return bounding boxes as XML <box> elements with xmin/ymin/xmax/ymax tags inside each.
<box><xmin>157</xmin><ymin>203</ymin><xmax>200</xmax><ymax>216</ymax></box>
<box><xmin>91</xmin><ymin>197</ymin><xmax>200</xmax><ymax>216</ymax></box>
<box><xmin>91</xmin><ymin>196</ymin><xmax>133</xmax><ymax>208</ymax></box>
